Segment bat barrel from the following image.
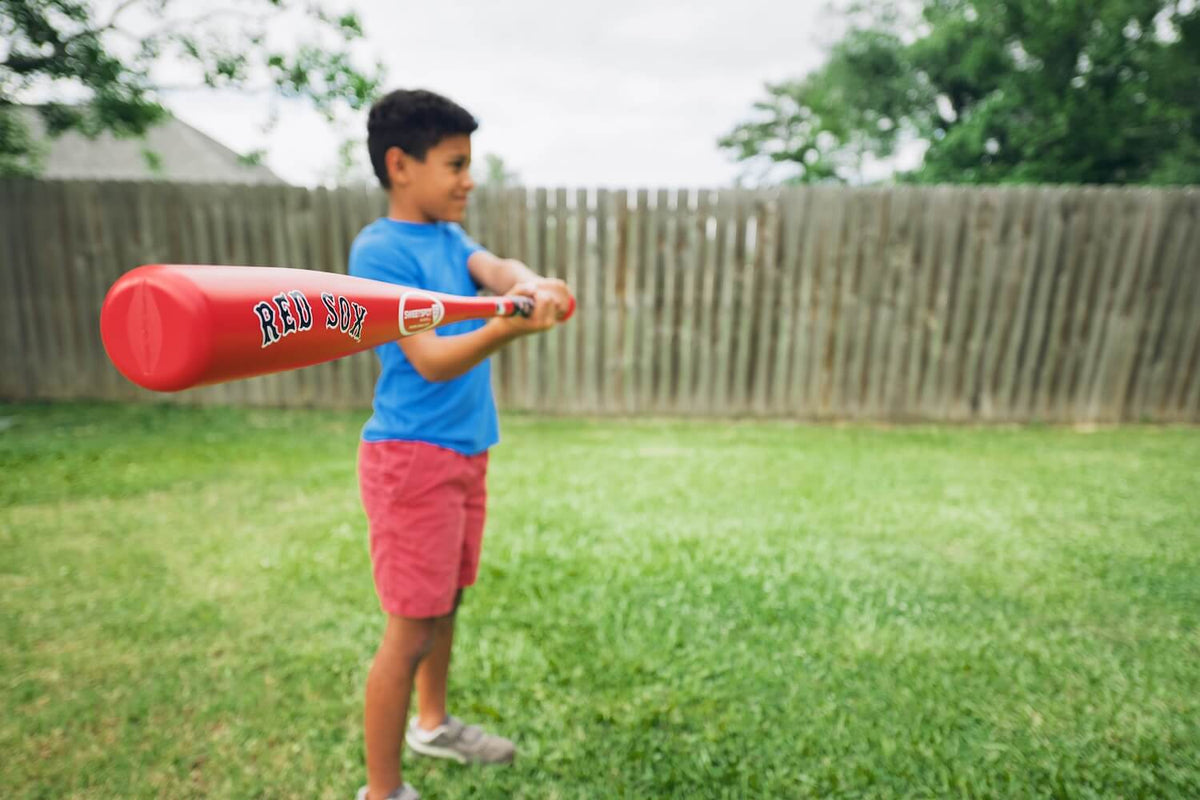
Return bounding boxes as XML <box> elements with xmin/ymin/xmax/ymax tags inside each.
<box><xmin>101</xmin><ymin>264</ymin><xmax>404</xmax><ymax>391</ymax></box>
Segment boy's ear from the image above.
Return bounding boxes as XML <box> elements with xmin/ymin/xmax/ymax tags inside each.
<box><xmin>385</xmin><ymin>146</ymin><xmax>410</xmax><ymax>187</ymax></box>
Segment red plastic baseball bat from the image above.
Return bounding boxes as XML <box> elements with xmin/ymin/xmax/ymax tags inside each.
<box><xmin>100</xmin><ymin>264</ymin><xmax>575</xmax><ymax>392</ymax></box>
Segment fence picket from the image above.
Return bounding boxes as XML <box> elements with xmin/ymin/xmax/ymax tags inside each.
<box><xmin>1074</xmin><ymin>189</ymin><xmax>1128</xmax><ymax>421</ymax></box>
<box><xmin>0</xmin><ymin>181</ymin><xmax>32</xmax><ymax>397</ymax></box>
<box><xmin>551</xmin><ymin>188</ymin><xmax>571</xmax><ymax>411</ymax></box>
<box><xmin>504</xmin><ymin>187</ymin><xmax>527</xmax><ymax>409</ymax></box>
<box><xmin>103</xmin><ymin>182</ymin><xmax>145</xmax><ymax>401</ymax></box>
<box><xmin>26</xmin><ymin>182</ymin><xmax>66</xmax><ymax>397</ymax></box>
<box><xmin>993</xmin><ymin>189</ymin><xmax>1045</xmax><ymax>418</ymax></box>
<box><xmin>1171</xmin><ymin>239</ymin><xmax>1200</xmax><ymax>419</ymax></box>
<box><xmin>708</xmin><ymin>190</ymin><xmax>732</xmax><ymax>410</ymax></box>
<box><xmin>58</xmin><ymin>180</ymin><xmax>95</xmax><ymax>396</ymax></box>
<box><xmin>582</xmin><ymin>189</ymin><xmax>603</xmax><ymax>411</ymax></box>
<box><xmin>1057</xmin><ymin>188</ymin><xmax>1107</xmax><ymax>414</ymax></box>
<box><xmin>939</xmin><ymin>190</ymin><xmax>985</xmax><ymax>419</ymax></box>
<box><xmin>789</xmin><ymin>187</ymin><xmax>824</xmax><ymax>414</ymax></box>
<box><xmin>750</xmin><ymin>191</ymin><xmax>781</xmax><ymax>414</ymax></box>
<box><xmin>1014</xmin><ymin>189</ymin><xmax>1066</xmax><ymax>419</ymax></box>
<box><xmin>875</xmin><ymin>188</ymin><xmax>915</xmax><ymax>416</ymax></box>
<box><xmin>693</xmin><ymin>190</ymin><xmax>718</xmax><ymax>414</ymax></box>
<box><xmin>601</xmin><ymin>189</ymin><xmax>621</xmax><ymax>411</ymax></box>
<box><xmin>904</xmin><ymin>187</ymin><xmax>943</xmax><ymax>416</ymax></box>
<box><xmin>676</xmin><ymin>189</ymin><xmax>701</xmax><ymax>413</ymax></box>
<box><xmin>565</xmin><ymin>189</ymin><xmax>585</xmax><ymax>412</ymax></box>
<box><xmin>1113</xmin><ymin>191</ymin><xmax>1174</xmax><ymax>420</ymax></box>
<box><xmin>1126</xmin><ymin>200</ymin><xmax>1187</xmax><ymax>419</ymax></box>
<box><xmin>75</xmin><ymin>183</ymin><xmax>119</xmax><ymax>399</ymax></box>
<box><xmin>808</xmin><ymin>189</ymin><xmax>847</xmax><ymax>416</ymax></box>
<box><xmin>770</xmin><ymin>189</ymin><xmax>804</xmax><ymax>413</ymax></box>
<box><xmin>829</xmin><ymin>191</ymin><xmax>862</xmax><ymax>415</ymax></box>
<box><xmin>653</xmin><ymin>189</ymin><xmax>676</xmax><ymax>411</ymax></box>
<box><xmin>852</xmin><ymin>189</ymin><xmax>888</xmax><ymax>417</ymax></box>
<box><xmin>1088</xmin><ymin>191</ymin><xmax>1156</xmax><ymax>422</ymax></box>
<box><xmin>1146</xmin><ymin>193</ymin><xmax>1200</xmax><ymax>418</ymax></box>
<box><xmin>1037</xmin><ymin>190</ymin><xmax>1090</xmax><ymax>420</ymax></box>
<box><xmin>921</xmin><ymin>188</ymin><xmax>968</xmax><ymax>416</ymax></box>
<box><xmin>729</xmin><ymin>191</ymin><xmax>757</xmax><ymax>413</ymax></box>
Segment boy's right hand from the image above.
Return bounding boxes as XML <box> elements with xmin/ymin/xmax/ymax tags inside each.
<box><xmin>499</xmin><ymin>288</ymin><xmax>559</xmax><ymax>335</ymax></box>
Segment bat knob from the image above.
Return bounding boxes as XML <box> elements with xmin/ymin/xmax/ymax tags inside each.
<box><xmin>558</xmin><ymin>294</ymin><xmax>576</xmax><ymax>322</ymax></box>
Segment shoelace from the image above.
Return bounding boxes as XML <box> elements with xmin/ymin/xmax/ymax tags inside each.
<box><xmin>458</xmin><ymin>723</ymin><xmax>484</xmax><ymax>744</ymax></box>
<box><xmin>429</xmin><ymin>717</ymin><xmax>487</xmax><ymax>748</ymax></box>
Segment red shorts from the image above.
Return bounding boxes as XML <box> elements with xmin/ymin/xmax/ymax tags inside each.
<box><xmin>358</xmin><ymin>439</ymin><xmax>489</xmax><ymax>619</ymax></box>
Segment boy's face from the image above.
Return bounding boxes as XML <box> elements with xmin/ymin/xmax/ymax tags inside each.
<box><xmin>387</xmin><ymin>135</ymin><xmax>475</xmax><ymax>223</ymax></box>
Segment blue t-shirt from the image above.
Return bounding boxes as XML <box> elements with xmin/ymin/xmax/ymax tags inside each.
<box><xmin>348</xmin><ymin>218</ymin><xmax>498</xmax><ymax>455</ymax></box>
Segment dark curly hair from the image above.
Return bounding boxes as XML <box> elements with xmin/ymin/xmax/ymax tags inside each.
<box><xmin>367</xmin><ymin>89</ymin><xmax>479</xmax><ymax>189</ymax></box>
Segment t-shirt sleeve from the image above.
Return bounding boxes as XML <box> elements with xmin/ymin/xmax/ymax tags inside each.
<box><xmin>449</xmin><ymin>223</ymin><xmax>486</xmax><ymax>262</ymax></box>
<box><xmin>349</xmin><ymin>232</ymin><xmax>422</xmax><ymax>288</ymax></box>
<box><xmin>448</xmin><ymin>221</ymin><xmax>484</xmax><ymax>260</ymax></box>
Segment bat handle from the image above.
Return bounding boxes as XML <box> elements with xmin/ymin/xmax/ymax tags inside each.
<box><xmin>509</xmin><ymin>295</ymin><xmax>535</xmax><ymax>318</ymax></box>
<box><xmin>505</xmin><ymin>293</ymin><xmax>577</xmax><ymax>321</ymax></box>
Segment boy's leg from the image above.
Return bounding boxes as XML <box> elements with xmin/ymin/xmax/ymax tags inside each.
<box><xmin>414</xmin><ymin>591</ymin><xmax>461</xmax><ymax>730</ymax></box>
<box><xmin>405</xmin><ymin>453</ymin><xmax>513</xmax><ymax>766</ymax></box>
<box><xmin>364</xmin><ymin>614</ymin><xmax>436</xmax><ymax>800</ymax></box>
<box><xmin>359</xmin><ymin>440</ymin><xmax>470</xmax><ymax>796</ymax></box>
<box><xmin>413</xmin><ymin>451</ymin><xmax>484</xmax><ymax>731</ymax></box>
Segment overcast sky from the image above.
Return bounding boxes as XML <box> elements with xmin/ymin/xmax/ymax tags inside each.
<box><xmin>158</xmin><ymin>0</ymin><xmax>843</xmax><ymax>188</ymax></box>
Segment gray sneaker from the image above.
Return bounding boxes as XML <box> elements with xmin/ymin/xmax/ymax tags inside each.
<box><xmin>405</xmin><ymin>715</ymin><xmax>515</xmax><ymax>764</ymax></box>
<box><xmin>355</xmin><ymin>784</ymin><xmax>419</xmax><ymax>800</ymax></box>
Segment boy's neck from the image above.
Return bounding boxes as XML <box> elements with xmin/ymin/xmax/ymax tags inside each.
<box><xmin>387</xmin><ymin>194</ymin><xmax>435</xmax><ymax>225</ymax></box>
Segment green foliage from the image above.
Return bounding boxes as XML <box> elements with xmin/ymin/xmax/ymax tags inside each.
<box><xmin>722</xmin><ymin>0</ymin><xmax>1200</xmax><ymax>185</ymax></box>
<box><xmin>477</xmin><ymin>153</ymin><xmax>519</xmax><ymax>189</ymax></box>
<box><xmin>720</xmin><ymin>29</ymin><xmax>934</xmax><ymax>183</ymax></box>
<box><xmin>0</xmin><ymin>104</ymin><xmax>43</xmax><ymax>176</ymax></box>
<box><xmin>4</xmin><ymin>403</ymin><xmax>1200</xmax><ymax>797</ymax></box>
<box><xmin>236</xmin><ymin>148</ymin><xmax>266</xmax><ymax>168</ymax></box>
<box><xmin>139</xmin><ymin>145</ymin><xmax>163</xmax><ymax>174</ymax></box>
<box><xmin>0</xmin><ymin>0</ymin><xmax>386</xmax><ymax>177</ymax></box>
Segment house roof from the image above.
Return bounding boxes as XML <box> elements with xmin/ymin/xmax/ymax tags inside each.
<box><xmin>15</xmin><ymin>105</ymin><xmax>285</xmax><ymax>184</ymax></box>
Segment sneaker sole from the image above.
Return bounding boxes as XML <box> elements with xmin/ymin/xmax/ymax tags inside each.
<box><xmin>405</xmin><ymin>736</ymin><xmax>470</xmax><ymax>764</ymax></box>
<box><xmin>405</xmin><ymin>735</ymin><xmax>513</xmax><ymax>765</ymax></box>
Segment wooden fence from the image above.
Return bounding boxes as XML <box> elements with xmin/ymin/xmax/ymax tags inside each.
<box><xmin>1</xmin><ymin>179</ymin><xmax>1198</xmax><ymax>422</ymax></box>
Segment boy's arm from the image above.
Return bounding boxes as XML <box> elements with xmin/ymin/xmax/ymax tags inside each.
<box><xmin>468</xmin><ymin>250</ymin><xmax>573</xmax><ymax>314</ymax></box>
<box><xmin>397</xmin><ymin>290</ymin><xmax>559</xmax><ymax>383</ymax></box>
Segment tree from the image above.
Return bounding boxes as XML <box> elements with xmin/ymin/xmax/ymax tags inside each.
<box><xmin>720</xmin><ymin>0</ymin><xmax>1200</xmax><ymax>185</ymax></box>
<box><xmin>476</xmin><ymin>153</ymin><xmax>519</xmax><ymax>189</ymax></box>
<box><xmin>0</xmin><ymin>0</ymin><xmax>385</xmax><ymax>177</ymax></box>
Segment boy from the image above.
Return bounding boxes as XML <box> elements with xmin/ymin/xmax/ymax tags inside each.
<box><xmin>349</xmin><ymin>89</ymin><xmax>572</xmax><ymax>800</ymax></box>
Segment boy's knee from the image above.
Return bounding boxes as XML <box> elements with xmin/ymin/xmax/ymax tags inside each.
<box><xmin>383</xmin><ymin>616</ymin><xmax>438</xmax><ymax>666</ymax></box>
<box><xmin>408</xmin><ymin>630</ymin><xmax>436</xmax><ymax>665</ymax></box>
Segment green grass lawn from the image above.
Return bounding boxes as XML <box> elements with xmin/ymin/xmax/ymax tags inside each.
<box><xmin>2</xmin><ymin>402</ymin><xmax>1199</xmax><ymax>799</ymax></box>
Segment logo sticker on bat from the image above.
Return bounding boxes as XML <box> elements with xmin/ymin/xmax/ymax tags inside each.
<box><xmin>320</xmin><ymin>293</ymin><xmax>368</xmax><ymax>342</ymax></box>
<box><xmin>254</xmin><ymin>290</ymin><xmax>315</xmax><ymax>348</ymax></box>
<box><xmin>398</xmin><ymin>292</ymin><xmax>445</xmax><ymax>336</ymax></box>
